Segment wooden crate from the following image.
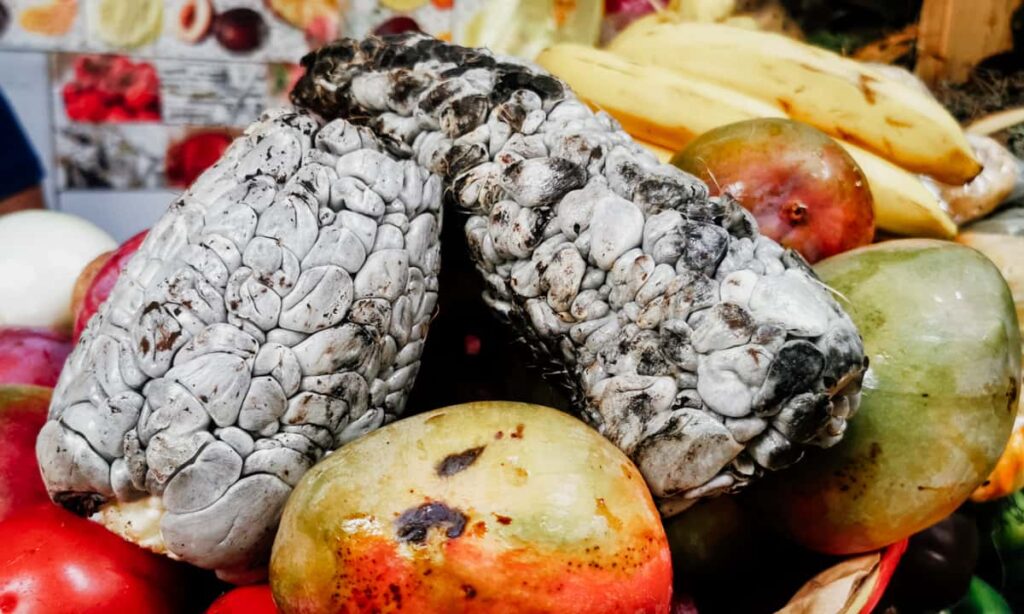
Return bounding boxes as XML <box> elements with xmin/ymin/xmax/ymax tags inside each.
<box><xmin>915</xmin><ymin>0</ymin><xmax>1023</xmax><ymax>85</ymax></box>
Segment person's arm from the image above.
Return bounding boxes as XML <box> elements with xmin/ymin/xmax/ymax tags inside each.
<box><xmin>0</xmin><ymin>185</ymin><xmax>44</xmax><ymax>214</ymax></box>
<box><xmin>0</xmin><ymin>88</ymin><xmax>45</xmax><ymax>214</ymax></box>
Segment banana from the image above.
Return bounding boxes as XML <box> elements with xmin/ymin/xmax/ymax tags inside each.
<box><xmin>667</xmin><ymin>0</ymin><xmax>737</xmax><ymax>22</ymax></box>
<box><xmin>637</xmin><ymin>140</ymin><xmax>676</xmax><ymax>163</ymax></box>
<box><xmin>608</xmin><ymin>20</ymin><xmax>981</xmax><ymax>184</ymax></box>
<box><xmin>536</xmin><ymin>44</ymin><xmax>785</xmax><ymax>150</ymax></box>
<box><xmin>538</xmin><ymin>45</ymin><xmax>955</xmax><ymax>238</ymax></box>
<box><xmin>838</xmin><ymin>142</ymin><xmax>957</xmax><ymax>239</ymax></box>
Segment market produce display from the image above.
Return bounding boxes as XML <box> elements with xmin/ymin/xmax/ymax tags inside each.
<box><xmin>534</xmin><ymin>33</ymin><xmax>967</xmax><ymax>240</ymax></box>
<box><xmin>4</xmin><ymin>3</ymin><xmax>1024</xmax><ymax>612</ymax></box>
<box><xmin>37</xmin><ymin>108</ymin><xmax>444</xmax><ymax>580</ymax></box>
<box><xmin>294</xmin><ymin>33</ymin><xmax>867</xmax><ymax>517</ymax></box>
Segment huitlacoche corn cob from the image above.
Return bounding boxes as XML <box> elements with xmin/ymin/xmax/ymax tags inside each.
<box><xmin>36</xmin><ymin>108</ymin><xmax>443</xmax><ymax>580</ymax></box>
<box><xmin>292</xmin><ymin>33</ymin><xmax>867</xmax><ymax>515</ymax></box>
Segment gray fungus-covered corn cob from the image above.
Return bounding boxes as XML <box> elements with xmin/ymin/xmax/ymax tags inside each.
<box><xmin>292</xmin><ymin>33</ymin><xmax>867</xmax><ymax>515</ymax></box>
<box><xmin>37</xmin><ymin>108</ymin><xmax>443</xmax><ymax>580</ymax></box>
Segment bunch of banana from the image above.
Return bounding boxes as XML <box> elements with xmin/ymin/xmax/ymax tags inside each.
<box><xmin>536</xmin><ymin>20</ymin><xmax>997</xmax><ymax>239</ymax></box>
<box><xmin>535</xmin><ymin>45</ymin><xmax>785</xmax><ymax>150</ymax></box>
<box><xmin>608</xmin><ymin>21</ymin><xmax>980</xmax><ymax>182</ymax></box>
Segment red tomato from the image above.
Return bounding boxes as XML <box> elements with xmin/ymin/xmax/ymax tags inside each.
<box><xmin>0</xmin><ymin>504</ymin><xmax>203</xmax><ymax>613</ymax></box>
<box><xmin>207</xmin><ymin>585</ymin><xmax>278</xmax><ymax>614</ymax></box>
<box><xmin>72</xmin><ymin>230</ymin><xmax>148</xmax><ymax>342</ymax></box>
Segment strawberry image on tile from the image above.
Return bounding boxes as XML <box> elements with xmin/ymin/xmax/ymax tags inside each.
<box><xmin>61</xmin><ymin>54</ymin><xmax>161</xmax><ymax>123</ymax></box>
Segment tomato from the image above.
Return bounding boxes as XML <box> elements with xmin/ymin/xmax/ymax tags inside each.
<box><xmin>0</xmin><ymin>504</ymin><xmax>207</xmax><ymax>613</ymax></box>
<box><xmin>207</xmin><ymin>585</ymin><xmax>278</xmax><ymax>614</ymax></box>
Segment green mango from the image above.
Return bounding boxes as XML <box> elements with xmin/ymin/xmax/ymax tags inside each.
<box><xmin>752</xmin><ymin>239</ymin><xmax>1020</xmax><ymax>554</ymax></box>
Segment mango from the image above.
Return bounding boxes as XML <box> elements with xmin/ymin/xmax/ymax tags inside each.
<box><xmin>751</xmin><ymin>240</ymin><xmax>1020</xmax><ymax>554</ymax></box>
<box><xmin>270</xmin><ymin>402</ymin><xmax>672</xmax><ymax>613</ymax></box>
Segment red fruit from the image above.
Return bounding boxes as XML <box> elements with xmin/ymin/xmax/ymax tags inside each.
<box><xmin>99</xmin><ymin>59</ymin><xmax>135</xmax><ymax>96</ymax></box>
<box><xmin>106</xmin><ymin>55</ymin><xmax>134</xmax><ymax>78</ymax></box>
<box><xmin>70</xmin><ymin>250</ymin><xmax>113</xmax><ymax>328</ymax></box>
<box><xmin>604</xmin><ymin>0</ymin><xmax>658</xmax><ymax>17</ymax></box>
<box><xmin>123</xmin><ymin>81</ymin><xmax>160</xmax><ymax>114</ymax></box>
<box><xmin>304</xmin><ymin>14</ymin><xmax>338</xmax><ymax>47</ymax></box>
<box><xmin>207</xmin><ymin>586</ymin><xmax>278</xmax><ymax>614</ymax></box>
<box><xmin>0</xmin><ymin>504</ymin><xmax>206</xmax><ymax>613</ymax></box>
<box><xmin>103</xmin><ymin>106</ymin><xmax>134</xmax><ymax>123</ymax></box>
<box><xmin>65</xmin><ymin>56</ymin><xmax>161</xmax><ymax>124</ymax></box>
<box><xmin>64</xmin><ymin>87</ymin><xmax>108</xmax><ymax>122</ymax></box>
<box><xmin>72</xmin><ymin>55</ymin><xmax>108</xmax><ymax>89</ymax></box>
<box><xmin>0</xmin><ymin>329</ymin><xmax>72</xmax><ymax>388</ymax></box>
<box><xmin>135</xmin><ymin>62</ymin><xmax>158</xmax><ymax>81</ymax></box>
<box><xmin>72</xmin><ymin>230</ymin><xmax>148</xmax><ymax>342</ymax></box>
<box><xmin>603</xmin><ymin>0</ymin><xmax>658</xmax><ymax>33</ymax></box>
<box><xmin>373</xmin><ymin>16</ymin><xmax>422</xmax><ymax>36</ymax></box>
<box><xmin>672</xmin><ymin>118</ymin><xmax>875</xmax><ymax>263</ymax></box>
<box><xmin>214</xmin><ymin>8</ymin><xmax>268</xmax><ymax>53</ymax></box>
<box><xmin>136</xmin><ymin>109</ymin><xmax>162</xmax><ymax>121</ymax></box>
<box><xmin>178</xmin><ymin>0</ymin><xmax>214</xmax><ymax>44</ymax></box>
<box><xmin>165</xmin><ymin>131</ymin><xmax>233</xmax><ymax>188</ymax></box>
<box><xmin>0</xmin><ymin>386</ymin><xmax>52</xmax><ymax>521</ymax></box>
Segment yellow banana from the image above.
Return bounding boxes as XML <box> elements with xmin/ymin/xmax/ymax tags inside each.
<box><xmin>536</xmin><ymin>44</ymin><xmax>784</xmax><ymax>150</ymax></box>
<box><xmin>538</xmin><ymin>45</ymin><xmax>955</xmax><ymax>238</ymax></box>
<box><xmin>637</xmin><ymin>140</ymin><xmax>676</xmax><ymax>163</ymax></box>
<box><xmin>667</xmin><ymin>0</ymin><xmax>736</xmax><ymax>22</ymax></box>
<box><xmin>838</xmin><ymin>142</ymin><xmax>957</xmax><ymax>239</ymax></box>
<box><xmin>608</xmin><ymin>20</ymin><xmax>981</xmax><ymax>184</ymax></box>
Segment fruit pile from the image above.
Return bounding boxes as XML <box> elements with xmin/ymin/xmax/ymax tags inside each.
<box><xmin>61</xmin><ymin>54</ymin><xmax>161</xmax><ymax>123</ymax></box>
<box><xmin>0</xmin><ymin>15</ymin><xmax>1022</xmax><ymax>614</ymax></box>
<box><xmin>537</xmin><ymin>17</ymin><xmax>1021</xmax><ymax>252</ymax></box>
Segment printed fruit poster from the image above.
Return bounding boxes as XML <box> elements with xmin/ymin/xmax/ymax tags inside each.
<box><xmin>0</xmin><ymin>0</ymin><xmax>457</xmax><ymax>192</ymax></box>
<box><xmin>1</xmin><ymin>0</ymin><xmax>592</xmax><ymax>194</ymax></box>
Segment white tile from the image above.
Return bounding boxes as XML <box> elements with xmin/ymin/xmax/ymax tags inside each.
<box><xmin>60</xmin><ymin>189</ymin><xmax>176</xmax><ymax>242</ymax></box>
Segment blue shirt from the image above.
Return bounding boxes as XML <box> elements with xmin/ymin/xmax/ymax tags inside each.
<box><xmin>0</xmin><ymin>88</ymin><xmax>43</xmax><ymax>200</ymax></box>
